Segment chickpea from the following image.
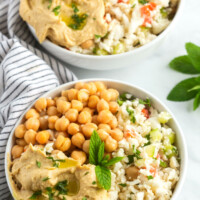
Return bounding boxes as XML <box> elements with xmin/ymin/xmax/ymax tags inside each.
<box><xmin>125</xmin><ymin>166</ymin><xmax>139</xmax><ymax>181</ymax></box>
<box><xmin>109</xmin><ymin>128</ymin><xmax>123</xmax><ymax>141</ymax></box>
<box><xmin>97</xmin><ymin>129</ymin><xmax>109</xmax><ymax>141</ymax></box>
<box><xmin>92</xmin><ymin>115</ymin><xmax>98</xmax><ymax>125</ymax></box>
<box><xmin>39</xmin><ymin>116</ymin><xmax>48</xmax><ymax>130</ymax></box>
<box><xmin>25</xmin><ymin>109</ymin><xmax>39</xmax><ymax>119</ymax></box>
<box><xmin>36</xmin><ymin>130</ymin><xmax>50</xmax><ymax>144</ymax></box>
<box><xmin>57</xmin><ymin>100</ymin><xmax>71</xmax><ymax>114</ymax></box>
<box><xmin>68</xmin><ymin>123</ymin><xmax>80</xmax><ymax>135</ymax></box>
<box><xmin>12</xmin><ymin>145</ymin><xmax>24</xmax><ymax>159</ymax></box>
<box><xmin>65</xmin><ymin>109</ymin><xmax>78</xmax><ymax>122</ymax></box>
<box><xmin>78</xmin><ymin>111</ymin><xmax>91</xmax><ymax>124</ymax></box>
<box><xmin>97</xmin><ymin>99</ymin><xmax>109</xmax><ymax>112</ymax></box>
<box><xmin>108</xmin><ymin>89</ymin><xmax>119</xmax><ymax>101</ymax></box>
<box><xmin>54</xmin><ymin>135</ymin><xmax>71</xmax><ymax>152</ymax></box>
<box><xmin>77</xmin><ymin>89</ymin><xmax>89</xmax><ymax>102</ymax></box>
<box><xmin>61</xmin><ymin>90</ymin><xmax>68</xmax><ymax>98</ymax></box>
<box><xmin>109</xmin><ymin>101</ymin><xmax>119</xmax><ymax>114</ymax></box>
<box><xmin>47</xmin><ymin>98</ymin><xmax>56</xmax><ymax>107</ymax></box>
<box><xmin>25</xmin><ymin>118</ymin><xmax>40</xmax><ymax>131</ymax></box>
<box><xmin>105</xmin><ymin>136</ymin><xmax>118</xmax><ymax>153</ymax></box>
<box><xmin>100</xmin><ymin>90</ymin><xmax>112</xmax><ymax>102</ymax></box>
<box><xmin>98</xmin><ymin>124</ymin><xmax>111</xmax><ymax>132</ymax></box>
<box><xmin>75</xmin><ymin>82</ymin><xmax>84</xmax><ymax>90</ymax></box>
<box><xmin>24</xmin><ymin>129</ymin><xmax>37</xmax><ymax>144</ymax></box>
<box><xmin>83</xmin><ymin>82</ymin><xmax>97</xmax><ymax>95</ymax></box>
<box><xmin>67</xmin><ymin>89</ymin><xmax>78</xmax><ymax>101</ymax></box>
<box><xmin>16</xmin><ymin>139</ymin><xmax>27</xmax><ymax>147</ymax></box>
<box><xmin>47</xmin><ymin>106</ymin><xmax>58</xmax><ymax>116</ymax></box>
<box><xmin>81</xmin><ymin>39</ymin><xmax>94</xmax><ymax>49</ymax></box>
<box><xmin>82</xmin><ymin>140</ymin><xmax>90</xmax><ymax>154</ymax></box>
<box><xmin>82</xmin><ymin>123</ymin><xmax>98</xmax><ymax>138</ymax></box>
<box><xmin>82</xmin><ymin>107</ymin><xmax>95</xmax><ymax>115</ymax></box>
<box><xmin>15</xmin><ymin>124</ymin><xmax>26</xmax><ymax>138</ymax></box>
<box><xmin>35</xmin><ymin>97</ymin><xmax>47</xmax><ymax>112</ymax></box>
<box><xmin>94</xmin><ymin>82</ymin><xmax>106</xmax><ymax>92</ymax></box>
<box><xmin>97</xmin><ymin>110</ymin><xmax>113</xmax><ymax>124</ymax></box>
<box><xmin>71</xmin><ymin>133</ymin><xmax>85</xmax><ymax>149</ymax></box>
<box><xmin>71</xmin><ymin>150</ymin><xmax>87</xmax><ymax>165</ymax></box>
<box><xmin>55</xmin><ymin>117</ymin><xmax>69</xmax><ymax>131</ymax></box>
<box><xmin>55</xmin><ymin>131</ymin><xmax>68</xmax><ymax>139</ymax></box>
<box><xmin>88</xmin><ymin>95</ymin><xmax>99</xmax><ymax>109</ymax></box>
<box><xmin>55</xmin><ymin>96</ymin><xmax>68</xmax><ymax>105</ymax></box>
<box><xmin>108</xmin><ymin>116</ymin><xmax>118</xmax><ymax>129</ymax></box>
<box><xmin>71</xmin><ymin>100</ymin><xmax>83</xmax><ymax>112</ymax></box>
<box><xmin>48</xmin><ymin>116</ymin><xmax>59</xmax><ymax>129</ymax></box>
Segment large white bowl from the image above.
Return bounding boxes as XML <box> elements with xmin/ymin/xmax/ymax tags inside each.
<box><xmin>5</xmin><ymin>79</ymin><xmax>187</xmax><ymax>199</ymax></box>
<box><xmin>28</xmin><ymin>1</ymin><xmax>184</xmax><ymax>70</ymax></box>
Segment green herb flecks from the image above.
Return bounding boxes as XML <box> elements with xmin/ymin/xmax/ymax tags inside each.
<box><xmin>54</xmin><ymin>180</ymin><xmax>68</xmax><ymax>195</ymax></box>
<box><xmin>52</xmin><ymin>5</ymin><xmax>61</xmax><ymax>16</ymax></box>
<box><xmin>92</xmin><ymin>181</ymin><xmax>96</xmax><ymax>185</ymax></box>
<box><xmin>167</xmin><ymin>43</ymin><xmax>200</xmax><ymax>110</ymax></box>
<box><xmin>126</xmin><ymin>107</ymin><xmax>136</xmax><ymax>123</ymax></box>
<box><xmin>47</xmin><ymin>0</ymin><xmax>52</xmax><ymax>9</ymax></box>
<box><xmin>89</xmin><ymin>130</ymin><xmax>124</xmax><ymax>190</ymax></box>
<box><xmin>139</xmin><ymin>98</ymin><xmax>151</xmax><ymax>107</ymax></box>
<box><xmin>160</xmin><ymin>7</ymin><xmax>168</xmax><ymax>18</ymax></box>
<box><xmin>119</xmin><ymin>183</ymin><xmax>127</xmax><ymax>187</ymax></box>
<box><xmin>144</xmin><ymin>134</ymin><xmax>151</xmax><ymax>146</ymax></box>
<box><xmin>127</xmin><ymin>145</ymin><xmax>142</xmax><ymax>164</ymax></box>
<box><xmin>46</xmin><ymin>187</ymin><xmax>54</xmax><ymax>200</ymax></box>
<box><xmin>147</xmin><ymin>175</ymin><xmax>154</xmax><ymax>180</ymax></box>
<box><xmin>42</xmin><ymin>177</ymin><xmax>50</xmax><ymax>181</ymax></box>
<box><xmin>139</xmin><ymin>0</ymin><xmax>148</xmax><ymax>5</ymax></box>
<box><xmin>117</xmin><ymin>92</ymin><xmax>135</xmax><ymax>106</ymax></box>
<box><xmin>95</xmin><ymin>35</ymin><xmax>102</xmax><ymax>39</ymax></box>
<box><xmin>82</xmin><ymin>197</ymin><xmax>87</xmax><ymax>200</ymax></box>
<box><xmin>47</xmin><ymin>156</ymin><xmax>65</xmax><ymax>168</ymax></box>
<box><xmin>36</xmin><ymin>161</ymin><xmax>41</xmax><ymax>168</ymax></box>
<box><xmin>160</xmin><ymin>160</ymin><xmax>168</xmax><ymax>168</ymax></box>
<box><xmin>72</xmin><ymin>2</ymin><xmax>79</xmax><ymax>13</ymax></box>
<box><xmin>29</xmin><ymin>190</ymin><xmax>42</xmax><ymax>199</ymax></box>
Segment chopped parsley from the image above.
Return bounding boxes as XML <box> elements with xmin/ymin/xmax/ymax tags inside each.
<box><xmin>68</xmin><ymin>13</ymin><xmax>88</xmax><ymax>30</ymax></box>
<box><xmin>72</xmin><ymin>3</ymin><xmax>79</xmax><ymax>13</ymax></box>
<box><xmin>160</xmin><ymin>160</ymin><xmax>168</xmax><ymax>168</ymax></box>
<box><xmin>160</xmin><ymin>7</ymin><xmax>168</xmax><ymax>18</ymax></box>
<box><xmin>147</xmin><ymin>175</ymin><xmax>154</xmax><ymax>180</ymax></box>
<box><xmin>47</xmin><ymin>0</ymin><xmax>52</xmax><ymax>9</ymax></box>
<box><xmin>54</xmin><ymin>180</ymin><xmax>68</xmax><ymax>195</ymax></box>
<box><xmin>36</xmin><ymin>161</ymin><xmax>41</xmax><ymax>168</ymax></box>
<box><xmin>127</xmin><ymin>145</ymin><xmax>142</xmax><ymax>164</ymax></box>
<box><xmin>47</xmin><ymin>156</ymin><xmax>65</xmax><ymax>168</ymax></box>
<box><xmin>139</xmin><ymin>0</ymin><xmax>148</xmax><ymax>4</ymax></box>
<box><xmin>84</xmin><ymin>171</ymin><xmax>89</xmax><ymax>176</ymax></box>
<box><xmin>119</xmin><ymin>183</ymin><xmax>127</xmax><ymax>187</ymax></box>
<box><xmin>126</xmin><ymin>107</ymin><xmax>136</xmax><ymax>123</ymax></box>
<box><xmin>42</xmin><ymin>177</ymin><xmax>50</xmax><ymax>181</ymax></box>
<box><xmin>117</xmin><ymin>93</ymin><xmax>135</xmax><ymax>106</ymax></box>
<box><xmin>29</xmin><ymin>190</ymin><xmax>42</xmax><ymax>199</ymax></box>
<box><xmin>95</xmin><ymin>34</ymin><xmax>102</xmax><ymax>39</ymax></box>
<box><xmin>52</xmin><ymin>5</ymin><xmax>61</xmax><ymax>16</ymax></box>
<box><xmin>139</xmin><ymin>98</ymin><xmax>151</xmax><ymax>107</ymax></box>
<box><xmin>92</xmin><ymin>181</ymin><xmax>96</xmax><ymax>185</ymax></box>
<box><xmin>131</xmin><ymin>4</ymin><xmax>136</xmax><ymax>8</ymax></box>
<box><xmin>82</xmin><ymin>198</ymin><xmax>87</xmax><ymax>200</ymax></box>
<box><xmin>144</xmin><ymin>134</ymin><xmax>151</xmax><ymax>146</ymax></box>
<box><xmin>46</xmin><ymin>187</ymin><xmax>54</xmax><ymax>200</ymax></box>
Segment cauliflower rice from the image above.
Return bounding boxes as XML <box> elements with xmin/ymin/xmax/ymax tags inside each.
<box><xmin>70</xmin><ymin>0</ymin><xmax>179</xmax><ymax>55</ymax></box>
<box><xmin>108</xmin><ymin>95</ymin><xmax>180</xmax><ymax>200</ymax></box>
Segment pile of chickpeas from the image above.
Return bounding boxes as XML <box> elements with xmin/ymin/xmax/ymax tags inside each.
<box><xmin>11</xmin><ymin>82</ymin><xmax>124</xmax><ymax>165</ymax></box>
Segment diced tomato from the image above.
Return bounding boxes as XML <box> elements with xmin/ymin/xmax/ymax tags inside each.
<box><xmin>149</xmin><ymin>2</ymin><xmax>157</xmax><ymax>10</ymax></box>
<box><xmin>156</xmin><ymin>153</ymin><xmax>160</xmax><ymax>160</ymax></box>
<box><xmin>124</xmin><ymin>129</ymin><xmax>136</xmax><ymax>139</ymax></box>
<box><xmin>142</xmin><ymin>108</ymin><xmax>149</xmax><ymax>119</ymax></box>
<box><xmin>118</xmin><ymin>0</ymin><xmax>129</xmax><ymax>4</ymax></box>
<box><xmin>142</xmin><ymin>17</ymin><xmax>152</xmax><ymax>26</ymax></box>
<box><xmin>150</xmin><ymin>167</ymin><xmax>157</xmax><ymax>177</ymax></box>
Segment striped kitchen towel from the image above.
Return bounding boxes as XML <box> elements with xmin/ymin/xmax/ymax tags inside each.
<box><xmin>0</xmin><ymin>0</ymin><xmax>77</xmax><ymax>199</ymax></box>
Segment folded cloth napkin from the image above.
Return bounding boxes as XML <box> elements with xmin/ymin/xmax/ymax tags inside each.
<box><xmin>0</xmin><ymin>1</ymin><xmax>77</xmax><ymax>199</ymax></box>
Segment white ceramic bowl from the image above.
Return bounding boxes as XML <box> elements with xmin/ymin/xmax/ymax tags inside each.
<box><xmin>28</xmin><ymin>1</ymin><xmax>184</xmax><ymax>70</ymax></box>
<box><xmin>5</xmin><ymin>79</ymin><xmax>187</xmax><ymax>199</ymax></box>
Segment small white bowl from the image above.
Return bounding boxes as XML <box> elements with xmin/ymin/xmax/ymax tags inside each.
<box><xmin>5</xmin><ymin>79</ymin><xmax>187</xmax><ymax>199</ymax></box>
<box><xmin>28</xmin><ymin>1</ymin><xmax>184</xmax><ymax>70</ymax></box>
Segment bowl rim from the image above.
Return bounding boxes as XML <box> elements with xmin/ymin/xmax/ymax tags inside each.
<box><xmin>31</xmin><ymin>0</ymin><xmax>185</xmax><ymax>59</ymax></box>
<box><xmin>5</xmin><ymin>78</ymin><xmax>188</xmax><ymax>200</ymax></box>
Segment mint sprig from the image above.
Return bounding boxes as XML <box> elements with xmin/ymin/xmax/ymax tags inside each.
<box><xmin>167</xmin><ymin>42</ymin><xmax>200</xmax><ymax>110</ymax></box>
<box><xmin>89</xmin><ymin>131</ymin><xmax>124</xmax><ymax>190</ymax></box>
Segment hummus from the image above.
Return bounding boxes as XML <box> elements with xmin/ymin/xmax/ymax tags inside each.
<box><xmin>19</xmin><ymin>0</ymin><xmax>108</xmax><ymax>48</ymax></box>
<box><xmin>10</xmin><ymin>145</ymin><xmax>109</xmax><ymax>200</ymax></box>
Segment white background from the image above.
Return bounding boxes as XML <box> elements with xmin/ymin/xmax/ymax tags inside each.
<box><xmin>66</xmin><ymin>0</ymin><xmax>200</xmax><ymax>199</ymax></box>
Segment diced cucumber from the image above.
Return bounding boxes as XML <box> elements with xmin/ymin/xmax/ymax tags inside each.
<box><xmin>164</xmin><ymin>145</ymin><xmax>178</xmax><ymax>158</ymax></box>
<box><xmin>144</xmin><ymin>145</ymin><xmax>156</xmax><ymax>158</ymax></box>
<box><xmin>135</xmin><ymin>158</ymin><xmax>146</xmax><ymax>168</ymax></box>
<box><xmin>150</xmin><ymin>129</ymin><xmax>162</xmax><ymax>143</ymax></box>
<box><xmin>168</xmin><ymin>132</ymin><xmax>176</xmax><ymax>144</ymax></box>
<box><xmin>158</xmin><ymin>111</ymin><xmax>171</xmax><ymax>124</ymax></box>
<box><xmin>113</xmin><ymin>42</ymin><xmax>125</xmax><ymax>54</ymax></box>
<box><xmin>93</xmin><ymin>48</ymin><xmax>108</xmax><ymax>55</ymax></box>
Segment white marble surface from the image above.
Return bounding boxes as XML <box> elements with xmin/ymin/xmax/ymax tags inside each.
<box><xmin>65</xmin><ymin>0</ymin><xmax>200</xmax><ymax>199</ymax></box>
<box><xmin>1</xmin><ymin>0</ymin><xmax>199</xmax><ymax>199</ymax></box>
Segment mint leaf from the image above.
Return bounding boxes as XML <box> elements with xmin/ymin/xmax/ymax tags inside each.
<box><xmin>167</xmin><ymin>77</ymin><xmax>200</xmax><ymax>101</ymax></box>
<box><xmin>98</xmin><ymin>142</ymin><xmax>104</xmax><ymax>164</ymax></box>
<box><xmin>169</xmin><ymin>55</ymin><xmax>200</xmax><ymax>74</ymax></box>
<box><xmin>186</xmin><ymin>43</ymin><xmax>200</xmax><ymax>72</ymax></box>
<box><xmin>193</xmin><ymin>92</ymin><xmax>200</xmax><ymax>110</ymax></box>
<box><xmin>188</xmin><ymin>85</ymin><xmax>200</xmax><ymax>92</ymax></box>
<box><xmin>104</xmin><ymin>157</ymin><xmax>124</xmax><ymax>167</ymax></box>
<box><xmin>95</xmin><ymin>165</ymin><xmax>111</xmax><ymax>190</ymax></box>
<box><xmin>89</xmin><ymin>130</ymin><xmax>102</xmax><ymax>165</ymax></box>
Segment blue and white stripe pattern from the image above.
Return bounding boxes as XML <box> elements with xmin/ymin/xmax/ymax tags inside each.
<box><xmin>0</xmin><ymin>0</ymin><xmax>77</xmax><ymax>199</ymax></box>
